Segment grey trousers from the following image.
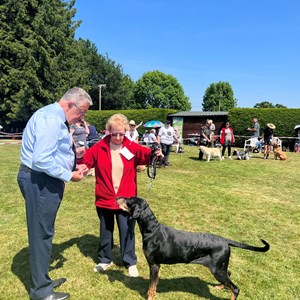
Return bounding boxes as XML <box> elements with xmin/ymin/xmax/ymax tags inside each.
<box><xmin>17</xmin><ymin>165</ymin><xmax>65</xmax><ymax>300</ymax></box>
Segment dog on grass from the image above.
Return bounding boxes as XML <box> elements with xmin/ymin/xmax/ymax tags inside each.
<box><xmin>117</xmin><ymin>196</ymin><xmax>270</xmax><ymax>300</ymax></box>
<box><xmin>273</xmin><ymin>143</ymin><xmax>287</xmax><ymax>160</ymax></box>
<box><xmin>232</xmin><ymin>149</ymin><xmax>250</xmax><ymax>160</ymax></box>
<box><xmin>199</xmin><ymin>146</ymin><xmax>222</xmax><ymax>162</ymax></box>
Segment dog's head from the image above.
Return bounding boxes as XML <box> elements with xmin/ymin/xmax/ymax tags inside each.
<box><xmin>242</xmin><ymin>150</ymin><xmax>250</xmax><ymax>160</ymax></box>
<box><xmin>233</xmin><ymin>150</ymin><xmax>238</xmax><ymax>156</ymax></box>
<box><xmin>199</xmin><ymin>145</ymin><xmax>208</xmax><ymax>152</ymax></box>
<box><xmin>233</xmin><ymin>149</ymin><xmax>242</xmax><ymax>159</ymax></box>
<box><xmin>272</xmin><ymin>143</ymin><xmax>280</xmax><ymax>149</ymax></box>
<box><xmin>117</xmin><ymin>196</ymin><xmax>149</xmax><ymax>219</ymax></box>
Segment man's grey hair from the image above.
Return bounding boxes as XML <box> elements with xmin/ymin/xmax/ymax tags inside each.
<box><xmin>61</xmin><ymin>87</ymin><xmax>93</xmax><ymax>105</ymax></box>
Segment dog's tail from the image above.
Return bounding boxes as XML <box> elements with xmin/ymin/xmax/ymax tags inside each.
<box><xmin>228</xmin><ymin>239</ymin><xmax>270</xmax><ymax>252</ymax></box>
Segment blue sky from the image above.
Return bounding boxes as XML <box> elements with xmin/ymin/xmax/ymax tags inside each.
<box><xmin>73</xmin><ymin>0</ymin><xmax>300</xmax><ymax>110</ymax></box>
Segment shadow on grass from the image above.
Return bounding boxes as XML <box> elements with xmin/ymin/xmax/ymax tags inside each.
<box><xmin>11</xmin><ymin>234</ymin><xmax>99</xmax><ymax>294</ymax></box>
<box><xmin>104</xmin><ymin>269</ymin><xmax>228</xmax><ymax>300</ymax></box>
<box><xmin>11</xmin><ymin>234</ymin><xmax>227</xmax><ymax>299</ymax></box>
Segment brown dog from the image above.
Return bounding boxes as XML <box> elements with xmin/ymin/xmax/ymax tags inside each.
<box><xmin>273</xmin><ymin>143</ymin><xmax>287</xmax><ymax>160</ymax></box>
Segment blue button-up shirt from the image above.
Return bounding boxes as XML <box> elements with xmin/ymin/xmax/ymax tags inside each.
<box><xmin>20</xmin><ymin>102</ymin><xmax>74</xmax><ymax>182</ymax></box>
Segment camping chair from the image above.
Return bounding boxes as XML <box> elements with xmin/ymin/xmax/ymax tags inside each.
<box><xmin>271</xmin><ymin>137</ymin><xmax>282</xmax><ymax>148</ymax></box>
<box><xmin>244</xmin><ymin>137</ymin><xmax>259</xmax><ymax>151</ymax></box>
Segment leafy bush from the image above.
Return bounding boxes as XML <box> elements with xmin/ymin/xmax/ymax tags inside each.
<box><xmin>85</xmin><ymin>108</ymin><xmax>178</xmax><ymax>134</ymax></box>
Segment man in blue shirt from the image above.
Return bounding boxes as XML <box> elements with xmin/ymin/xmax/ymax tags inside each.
<box><xmin>17</xmin><ymin>87</ymin><xmax>92</xmax><ymax>300</ymax></box>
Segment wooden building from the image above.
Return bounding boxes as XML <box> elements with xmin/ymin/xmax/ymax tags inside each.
<box><xmin>169</xmin><ymin>111</ymin><xmax>228</xmax><ymax>139</ymax></box>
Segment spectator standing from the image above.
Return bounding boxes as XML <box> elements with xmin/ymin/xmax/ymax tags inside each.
<box><xmin>220</xmin><ymin>122</ymin><xmax>235</xmax><ymax>160</ymax></box>
<box><xmin>83</xmin><ymin>114</ymin><xmax>162</xmax><ymax>277</ymax></box>
<box><xmin>247</xmin><ymin>117</ymin><xmax>260</xmax><ymax>138</ymax></box>
<box><xmin>148</xmin><ymin>129</ymin><xmax>158</xmax><ymax>145</ymax></box>
<box><xmin>17</xmin><ymin>87</ymin><xmax>92</xmax><ymax>300</ymax></box>
<box><xmin>261</xmin><ymin>123</ymin><xmax>275</xmax><ymax>159</ymax></box>
<box><xmin>173</xmin><ymin>127</ymin><xmax>181</xmax><ymax>153</ymax></box>
<box><xmin>207</xmin><ymin>119</ymin><xmax>216</xmax><ymax>147</ymax></box>
<box><xmin>142</xmin><ymin>130</ymin><xmax>150</xmax><ymax>145</ymax></box>
<box><xmin>294</xmin><ymin>128</ymin><xmax>300</xmax><ymax>153</ymax></box>
<box><xmin>86</xmin><ymin>122</ymin><xmax>100</xmax><ymax>148</ymax></box>
<box><xmin>70</xmin><ymin>119</ymin><xmax>89</xmax><ymax>148</ymax></box>
<box><xmin>125</xmin><ymin>120</ymin><xmax>139</xmax><ymax>143</ymax></box>
<box><xmin>158</xmin><ymin>120</ymin><xmax>178</xmax><ymax>167</ymax></box>
<box><xmin>198</xmin><ymin>122</ymin><xmax>211</xmax><ymax>160</ymax></box>
<box><xmin>247</xmin><ymin>117</ymin><xmax>261</xmax><ymax>152</ymax></box>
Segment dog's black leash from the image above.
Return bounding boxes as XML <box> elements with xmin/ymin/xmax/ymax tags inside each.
<box><xmin>147</xmin><ymin>143</ymin><xmax>161</xmax><ymax>190</ymax></box>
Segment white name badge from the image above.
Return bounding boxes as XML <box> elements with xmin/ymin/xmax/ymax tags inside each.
<box><xmin>120</xmin><ymin>147</ymin><xmax>134</xmax><ymax>160</ymax></box>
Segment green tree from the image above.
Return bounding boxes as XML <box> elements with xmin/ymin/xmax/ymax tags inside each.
<box><xmin>76</xmin><ymin>39</ymin><xmax>136</xmax><ymax>110</ymax></box>
<box><xmin>274</xmin><ymin>103</ymin><xmax>287</xmax><ymax>108</ymax></box>
<box><xmin>254</xmin><ymin>101</ymin><xmax>274</xmax><ymax>108</ymax></box>
<box><xmin>134</xmin><ymin>70</ymin><xmax>191</xmax><ymax>110</ymax></box>
<box><xmin>202</xmin><ymin>81</ymin><xmax>236</xmax><ymax>111</ymax></box>
<box><xmin>254</xmin><ymin>101</ymin><xmax>287</xmax><ymax>108</ymax></box>
<box><xmin>0</xmin><ymin>0</ymin><xmax>83</xmax><ymax>126</ymax></box>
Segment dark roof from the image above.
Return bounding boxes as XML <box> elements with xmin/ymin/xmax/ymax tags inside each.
<box><xmin>169</xmin><ymin>111</ymin><xmax>228</xmax><ymax>117</ymax></box>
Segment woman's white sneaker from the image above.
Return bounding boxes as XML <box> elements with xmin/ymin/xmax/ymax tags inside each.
<box><xmin>128</xmin><ymin>265</ymin><xmax>139</xmax><ymax>277</ymax></box>
<box><xmin>93</xmin><ymin>262</ymin><xmax>114</xmax><ymax>272</ymax></box>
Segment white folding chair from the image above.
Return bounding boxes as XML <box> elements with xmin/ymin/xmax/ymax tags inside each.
<box><xmin>244</xmin><ymin>137</ymin><xmax>259</xmax><ymax>151</ymax></box>
<box><xmin>272</xmin><ymin>137</ymin><xmax>282</xmax><ymax>148</ymax></box>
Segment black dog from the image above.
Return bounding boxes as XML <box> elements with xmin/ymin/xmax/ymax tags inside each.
<box><xmin>117</xmin><ymin>196</ymin><xmax>269</xmax><ymax>300</ymax></box>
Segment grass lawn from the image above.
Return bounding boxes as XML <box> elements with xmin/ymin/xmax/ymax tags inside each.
<box><xmin>0</xmin><ymin>143</ymin><xmax>299</xmax><ymax>299</ymax></box>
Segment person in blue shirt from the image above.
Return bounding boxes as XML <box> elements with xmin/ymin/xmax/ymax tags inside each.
<box><xmin>17</xmin><ymin>87</ymin><xmax>92</xmax><ymax>300</ymax></box>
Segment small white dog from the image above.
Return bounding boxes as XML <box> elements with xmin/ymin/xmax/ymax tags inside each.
<box><xmin>199</xmin><ymin>146</ymin><xmax>222</xmax><ymax>162</ymax></box>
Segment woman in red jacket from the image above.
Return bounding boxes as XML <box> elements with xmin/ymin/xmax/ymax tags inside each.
<box><xmin>83</xmin><ymin>114</ymin><xmax>160</xmax><ymax>277</ymax></box>
<box><xmin>220</xmin><ymin>122</ymin><xmax>235</xmax><ymax>160</ymax></box>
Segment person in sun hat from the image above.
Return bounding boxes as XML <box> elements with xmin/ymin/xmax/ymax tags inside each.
<box><xmin>125</xmin><ymin>120</ymin><xmax>139</xmax><ymax>143</ymax></box>
<box><xmin>261</xmin><ymin>123</ymin><xmax>276</xmax><ymax>159</ymax></box>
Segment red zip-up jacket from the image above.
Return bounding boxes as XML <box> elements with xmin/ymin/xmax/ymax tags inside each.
<box><xmin>83</xmin><ymin>135</ymin><xmax>151</xmax><ymax>210</ymax></box>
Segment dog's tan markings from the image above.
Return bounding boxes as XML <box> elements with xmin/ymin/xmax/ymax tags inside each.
<box><xmin>147</xmin><ymin>276</ymin><xmax>159</xmax><ymax>300</ymax></box>
<box><xmin>116</xmin><ymin>197</ymin><xmax>130</xmax><ymax>213</ymax></box>
<box><xmin>215</xmin><ymin>284</ymin><xmax>225</xmax><ymax>290</ymax></box>
<box><xmin>230</xmin><ymin>290</ymin><xmax>236</xmax><ymax>300</ymax></box>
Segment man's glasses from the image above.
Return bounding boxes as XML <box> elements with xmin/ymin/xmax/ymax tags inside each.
<box><xmin>73</xmin><ymin>103</ymin><xmax>87</xmax><ymax>117</ymax></box>
<box><xmin>111</xmin><ymin>133</ymin><xmax>125</xmax><ymax>137</ymax></box>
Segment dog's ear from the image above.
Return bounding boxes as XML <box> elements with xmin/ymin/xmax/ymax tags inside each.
<box><xmin>117</xmin><ymin>197</ymin><xmax>130</xmax><ymax>213</ymax></box>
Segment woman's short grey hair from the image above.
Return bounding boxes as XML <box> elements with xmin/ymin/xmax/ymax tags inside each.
<box><xmin>61</xmin><ymin>87</ymin><xmax>93</xmax><ymax>106</ymax></box>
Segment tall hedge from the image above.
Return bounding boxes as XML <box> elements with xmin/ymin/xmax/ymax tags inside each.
<box><xmin>228</xmin><ymin>108</ymin><xmax>300</xmax><ymax>148</ymax></box>
<box><xmin>85</xmin><ymin>108</ymin><xmax>178</xmax><ymax>134</ymax></box>
<box><xmin>228</xmin><ymin>108</ymin><xmax>300</xmax><ymax>137</ymax></box>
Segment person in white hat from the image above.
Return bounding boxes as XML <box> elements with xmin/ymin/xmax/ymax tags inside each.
<box><xmin>125</xmin><ymin>120</ymin><xmax>139</xmax><ymax>143</ymax></box>
<box><xmin>261</xmin><ymin>123</ymin><xmax>276</xmax><ymax>159</ymax></box>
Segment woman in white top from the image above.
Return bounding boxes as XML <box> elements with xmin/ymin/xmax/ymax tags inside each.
<box><xmin>158</xmin><ymin>120</ymin><xmax>178</xmax><ymax>166</ymax></box>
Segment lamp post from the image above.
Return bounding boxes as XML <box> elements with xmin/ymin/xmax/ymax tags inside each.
<box><xmin>98</xmin><ymin>84</ymin><xmax>106</xmax><ymax>110</ymax></box>
<box><xmin>218</xmin><ymin>94</ymin><xmax>222</xmax><ymax>111</ymax></box>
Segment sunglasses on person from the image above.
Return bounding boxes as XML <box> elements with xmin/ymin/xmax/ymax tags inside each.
<box><xmin>111</xmin><ymin>132</ymin><xmax>125</xmax><ymax>137</ymax></box>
